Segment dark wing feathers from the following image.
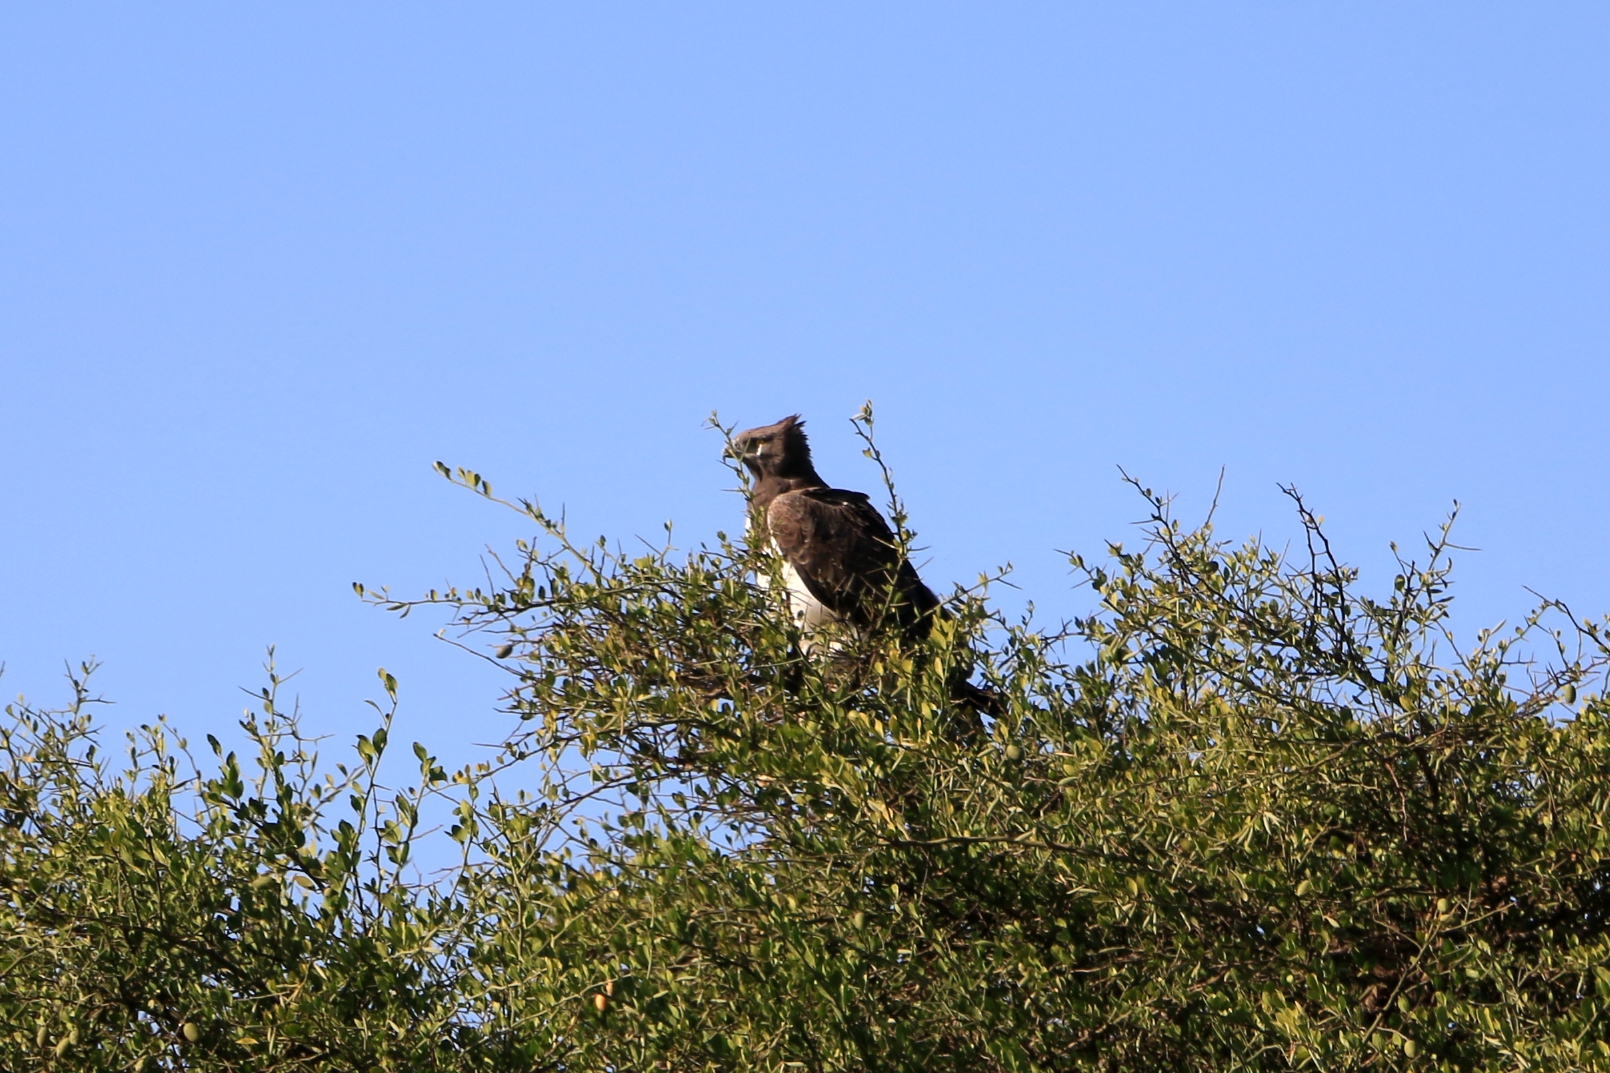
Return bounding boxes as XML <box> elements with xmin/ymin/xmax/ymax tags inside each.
<box><xmin>766</xmin><ymin>488</ymin><xmax>941</xmax><ymax>634</ymax></box>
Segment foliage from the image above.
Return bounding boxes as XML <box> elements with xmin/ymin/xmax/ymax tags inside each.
<box><xmin>5</xmin><ymin>416</ymin><xmax>1610</xmax><ymax>1070</ymax></box>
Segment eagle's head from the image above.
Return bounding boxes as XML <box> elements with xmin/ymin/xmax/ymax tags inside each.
<box><xmin>731</xmin><ymin>414</ymin><xmax>816</xmax><ymax>481</ymax></box>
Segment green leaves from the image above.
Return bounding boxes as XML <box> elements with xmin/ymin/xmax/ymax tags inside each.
<box><xmin>7</xmin><ymin>454</ymin><xmax>1610</xmax><ymax>1071</ymax></box>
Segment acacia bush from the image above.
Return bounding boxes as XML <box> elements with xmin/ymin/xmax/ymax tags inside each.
<box><xmin>5</xmin><ymin>426</ymin><xmax>1610</xmax><ymax>1071</ymax></box>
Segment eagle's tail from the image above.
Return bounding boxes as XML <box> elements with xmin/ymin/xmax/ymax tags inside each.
<box><xmin>947</xmin><ymin>678</ymin><xmax>1003</xmax><ymax>741</ymax></box>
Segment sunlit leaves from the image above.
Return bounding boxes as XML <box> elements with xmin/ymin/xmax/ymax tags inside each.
<box><xmin>6</xmin><ymin>450</ymin><xmax>1610</xmax><ymax>1071</ymax></box>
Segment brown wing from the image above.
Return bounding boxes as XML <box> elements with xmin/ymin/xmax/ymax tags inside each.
<box><xmin>766</xmin><ymin>488</ymin><xmax>941</xmax><ymax>635</ymax></box>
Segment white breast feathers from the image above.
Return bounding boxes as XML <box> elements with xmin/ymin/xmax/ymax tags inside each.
<box><xmin>775</xmin><ymin>543</ymin><xmax>838</xmax><ymax>654</ymax></box>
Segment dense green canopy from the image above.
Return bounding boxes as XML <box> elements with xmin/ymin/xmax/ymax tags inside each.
<box><xmin>5</xmin><ymin>431</ymin><xmax>1610</xmax><ymax>1071</ymax></box>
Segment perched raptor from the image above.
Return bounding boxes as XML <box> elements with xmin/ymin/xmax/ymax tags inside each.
<box><xmin>732</xmin><ymin>414</ymin><xmax>939</xmax><ymax>647</ymax></box>
<box><xmin>731</xmin><ymin>414</ymin><xmax>999</xmax><ymax>721</ymax></box>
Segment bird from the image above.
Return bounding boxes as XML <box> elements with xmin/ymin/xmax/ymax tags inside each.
<box><xmin>730</xmin><ymin>414</ymin><xmax>999</xmax><ymax>723</ymax></box>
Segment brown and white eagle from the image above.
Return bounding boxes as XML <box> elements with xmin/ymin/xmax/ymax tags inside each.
<box><xmin>732</xmin><ymin>414</ymin><xmax>939</xmax><ymax>648</ymax></box>
<box><xmin>731</xmin><ymin>414</ymin><xmax>999</xmax><ymax>721</ymax></box>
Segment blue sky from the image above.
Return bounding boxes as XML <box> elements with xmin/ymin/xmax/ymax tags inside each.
<box><xmin>3</xmin><ymin>5</ymin><xmax>1607</xmax><ymax>764</ymax></box>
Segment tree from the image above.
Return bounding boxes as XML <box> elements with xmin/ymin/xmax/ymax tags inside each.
<box><xmin>4</xmin><ymin>414</ymin><xmax>1610</xmax><ymax>1071</ymax></box>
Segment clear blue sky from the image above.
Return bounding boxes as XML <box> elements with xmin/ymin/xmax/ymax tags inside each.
<box><xmin>3</xmin><ymin>5</ymin><xmax>1607</xmax><ymax>764</ymax></box>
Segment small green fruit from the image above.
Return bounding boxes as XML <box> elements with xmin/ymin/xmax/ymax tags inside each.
<box><xmin>1004</xmin><ymin>744</ymin><xmax>1023</xmax><ymax>762</ymax></box>
<box><xmin>182</xmin><ymin>1022</ymin><xmax>201</xmax><ymax>1043</ymax></box>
